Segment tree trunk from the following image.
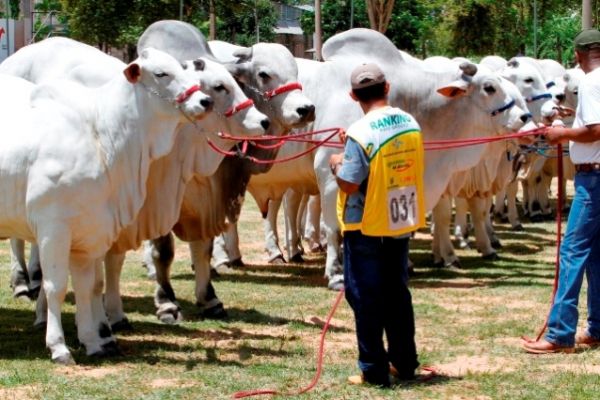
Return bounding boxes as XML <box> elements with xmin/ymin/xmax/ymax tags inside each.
<box><xmin>315</xmin><ymin>0</ymin><xmax>322</xmax><ymax>60</ymax></box>
<box><xmin>209</xmin><ymin>0</ymin><xmax>216</xmax><ymax>40</ymax></box>
<box><xmin>366</xmin><ymin>0</ymin><xmax>395</xmax><ymax>33</ymax></box>
<box><xmin>583</xmin><ymin>0</ymin><xmax>593</xmax><ymax>29</ymax></box>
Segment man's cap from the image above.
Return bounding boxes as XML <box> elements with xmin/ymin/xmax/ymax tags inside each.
<box><xmin>574</xmin><ymin>29</ymin><xmax>600</xmax><ymax>50</ymax></box>
<box><xmin>350</xmin><ymin>63</ymin><xmax>386</xmax><ymax>90</ymax></box>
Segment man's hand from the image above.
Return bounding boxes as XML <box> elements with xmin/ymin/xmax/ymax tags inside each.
<box><xmin>329</xmin><ymin>152</ymin><xmax>344</xmax><ymax>175</ymax></box>
<box><xmin>338</xmin><ymin>128</ymin><xmax>347</xmax><ymax>144</ymax></box>
<box><xmin>545</xmin><ymin>126</ymin><xmax>571</xmax><ymax>145</ymax></box>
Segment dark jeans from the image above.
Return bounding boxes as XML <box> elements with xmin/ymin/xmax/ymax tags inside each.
<box><xmin>343</xmin><ymin>230</ymin><xmax>419</xmax><ymax>386</ymax></box>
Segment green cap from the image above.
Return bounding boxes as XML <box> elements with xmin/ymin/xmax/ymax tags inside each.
<box><xmin>574</xmin><ymin>29</ymin><xmax>600</xmax><ymax>50</ymax></box>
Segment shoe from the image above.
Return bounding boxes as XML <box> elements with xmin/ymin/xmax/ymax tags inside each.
<box><xmin>390</xmin><ymin>365</ymin><xmax>416</xmax><ymax>381</ymax></box>
<box><xmin>575</xmin><ymin>332</ymin><xmax>600</xmax><ymax>347</ymax></box>
<box><xmin>523</xmin><ymin>339</ymin><xmax>574</xmax><ymax>354</ymax></box>
<box><xmin>347</xmin><ymin>373</ymin><xmax>390</xmax><ymax>387</ymax></box>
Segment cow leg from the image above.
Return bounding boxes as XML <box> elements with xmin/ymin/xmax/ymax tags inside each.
<box><xmin>506</xmin><ymin>180</ymin><xmax>523</xmax><ymax>230</ymax></box>
<box><xmin>264</xmin><ymin>198</ymin><xmax>285</xmax><ymax>263</ymax></box>
<box><xmin>539</xmin><ymin>172</ymin><xmax>554</xmax><ymax>218</ymax></box>
<box><xmin>485</xmin><ymin>197</ymin><xmax>502</xmax><ymax>249</ymax></box>
<box><xmin>305</xmin><ymin>194</ymin><xmax>323</xmax><ymax>253</ymax></box>
<box><xmin>150</xmin><ymin>234</ymin><xmax>182</xmax><ymax>324</ymax></box>
<box><xmin>9</xmin><ymin>238</ymin><xmax>30</xmax><ymax>299</ymax></box>
<box><xmin>467</xmin><ymin>197</ymin><xmax>497</xmax><ymax>259</ymax></box>
<box><xmin>320</xmin><ymin>183</ymin><xmax>344</xmax><ymax>290</ymax></box>
<box><xmin>283</xmin><ymin>188</ymin><xmax>304</xmax><ymax>263</ymax></box>
<box><xmin>37</xmin><ymin>230</ymin><xmax>73</xmax><ymax>365</ymax></box>
<box><xmin>212</xmin><ymin>223</ymin><xmax>244</xmax><ymax>269</ymax></box>
<box><xmin>453</xmin><ymin>197</ymin><xmax>470</xmax><ymax>249</ymax></box>
<box><xmin>493</xmin><ymin>188</ymin><xmax>509</xmax><ymax>222</ymax></box>
<box><xmin>104</xmin><ymin>250</ymin><xmax>132</xmax><ymax>332</ymax></box>
<box><xmin>71</xmin><ymin>261</ymin><xmax>116</xmax><ymax>357</ymax></box>
<box><xmin>91</xmin><ymin>259</ymin><xmax>118</xmax><ymax>350</ymax></box>
<box><xmin>296</xmin><ymin>193</ymin><xmax>309</xmax><ymax>252</ymax></box>
<box><xmin>191</xmin><ymin>239</ymin><xmax>226</xmax><ymax>319</ymax></box>
<box><xmin>141</xmin><ymin>240</ymin><xmax>158</xmax><ymax>279</ymax></box>
<box><xmin>432</xmin><ymin>196</ymin><xmax>460</xmax><ymax>268</ymax></box>
<box><xmin>27</xmin><ymin>244</ymin><xmax>42</xmax><ymax>299</ymax></box>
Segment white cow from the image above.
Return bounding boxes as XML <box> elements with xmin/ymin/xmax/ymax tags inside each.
<box><xmin>0</xmin><ymin>47</ymin><xmax>210</xmax><ymax>364</ymax></box>
<box><xmin>132</xmin><ymin>21</ymin><xmax>315</xmax><ymax>322</ymax></box>
<box><xmin>1</xmin><ymin>34</ymin><xmax>269</xmax><ymax>330</ymax></box>
<box><xmin>303</xmin><ymin>29</ymin><xmax>530</xmax><ymax>285</ymax></box>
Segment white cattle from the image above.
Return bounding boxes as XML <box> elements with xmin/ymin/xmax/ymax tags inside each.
<box><xmin>0</xmin><ymin>47</ymin><xmax>210</xmax><ymax>364</ymax></box>
<box><xmin>303</xmin><ymin>29</ymin><xmax>530</xmax><ymax>284</ymax></box>
<box><xmin>2</xmin><ymin>33</ymin><xmax>269</xmax><ymax>330</ymax></box>
<box><xmin>132</xmin><ymin>21</ymin><xmax>315</xmax><ymax>322</ymax></box>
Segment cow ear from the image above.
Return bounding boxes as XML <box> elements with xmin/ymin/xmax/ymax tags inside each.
<box><xmin>233</xmin><ymin>47</ymin><xmax>253</xmax><ymax>62</ymax></box>
<box><xmin>437</xmin><ymin>80</ymin><xmax>470</xmax><ymax>98</ymax></box>
<box><xmin>507</xmin><ymin>57</ymin><xmax>519</xmax><ymax>68</ymax></box>
<box><xmin>124</xmin><ymin>63</ymin><xmax>141</xmax><ymax>84</ymax></box>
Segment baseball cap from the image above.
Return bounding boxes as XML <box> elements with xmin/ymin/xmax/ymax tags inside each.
<box><xmin>574</xmin><ymin>29</ymin><xmax>600</xmax><ymax>50</ymax></box>
<box><xmin>350</xmin><ymin>63</ymin><xmax>386</xmax><ymax>90</ymax></box>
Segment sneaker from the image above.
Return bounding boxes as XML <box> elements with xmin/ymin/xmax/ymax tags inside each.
<box><xmin>575</xmin><ymin>332</ymin><xmax>600</xmax><ymax>348</ymax></box>
<box><xmin>347</xmin><ymin>373</ymin><xmax>390</xmax><ymax>387</ymax></box>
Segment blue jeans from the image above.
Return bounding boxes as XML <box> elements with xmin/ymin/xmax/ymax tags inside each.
<box><xmin>546</xmin><ymin>170</ymin><xmax>600</xmax><ymax>346</ymax></box>
<box><xmin>343</xmin><ymin>230</ymin><xmax>419</xmax><ymax>385</ymax></box>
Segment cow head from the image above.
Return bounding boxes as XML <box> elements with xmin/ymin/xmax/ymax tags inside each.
<box><xmin>501</xmin><ymin>58</ymin><xmax>555</xmax><ymax>123</ymax></box>
<box><xmin>181</xmin><ymin>57</ymin><xmax>269</xmax><ymax>137</ymax></box>
<box><xmin>225</xmin><ymin>43</ymin><xmax>315</xmax><ymax>132</ymax></box>
<box><xmin>125</xmin><ymin>47</ymin><xmax>213</xmax><ymax>121</ymax></box>
<box><xmin>563</xmin><ymin>67</ymin><xmax>584</xmax><ymax>110</ymax></box>
<box><xmin>437</xmin><ymin>62</ymin><xmax>531</xmax><ymax>134</ymax></box>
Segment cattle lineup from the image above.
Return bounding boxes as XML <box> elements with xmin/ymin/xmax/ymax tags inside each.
<box><xmin>0</xmin><ymin>20</ymin><xmax>590</xmax><ymax>397</ymax></box>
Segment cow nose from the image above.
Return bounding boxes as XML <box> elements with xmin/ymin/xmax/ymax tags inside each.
<box><xmin>200</xmin><ymin>97</ymin><xmax>213</xmax><ymax>111</ymax></box>
<box><xmin>556</xmin><ymin>93</ymin><xmax>565</xmax><ymax>102</ymax></box>
<box><xmin>260</xmin><ymin>118</ymin><xmax>270</xmax><ymax>131</ymax></box>
<box><xmin>297</xmin><ymin>104</ymin><xmax>315</xmax><ymax>119</ymax></box>
<box><xmin>520</xmin><ymin>113</ymin><xmax>531</xmax><ymax>123</ymax></box>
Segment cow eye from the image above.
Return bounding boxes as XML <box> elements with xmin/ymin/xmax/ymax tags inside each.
<box><xmin>258</xmin><ymin>71</ymin><xmax>271</xmax><ymax>81</ymax></box>
<box><xmin>214</xmin><ymin>84</ymin><xmax>228</xmax><ymax>93</ymax></box>
<box><xmin>573</xmin><ymin>90</ymin><xmax>579</xmax><ymax>95</ymax></box>
<box><xmin>483</xmin><ymin>83</ymin><xmax>496</xmax><ymax>94</ymax></box>
<box><xmin>154</xmin><ymin>72</ymin><xmax>169</xmax><ymax>78</ymax></box>
<box><xmin>524</xmin><ymin>77</ymin><xmax>534</xmax><ymax>84</ymax></box>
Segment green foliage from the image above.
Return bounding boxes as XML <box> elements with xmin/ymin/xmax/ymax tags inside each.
<box><xmin>0</xmin><ymin>0</ymin><xmax>20</xmax><ymax>19</ymax></box>
<box><xmin>210</xmin><ymin>0</ymin><xmax>278</xmax><ymax>46</ymax></box>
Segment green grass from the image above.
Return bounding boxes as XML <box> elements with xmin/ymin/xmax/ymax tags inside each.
<box><xmin>1</xmin><ymin>196</ymin><xmax>599</xmax><ymax>399</ymax></box>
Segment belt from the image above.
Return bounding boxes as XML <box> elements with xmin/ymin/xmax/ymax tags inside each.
<box><xmin>575</xmin><ymin>163</ymin><xmax>600</xmax><ymax>172</ymax></box>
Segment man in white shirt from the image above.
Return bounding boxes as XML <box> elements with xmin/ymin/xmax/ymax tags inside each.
<box><xmin>524</xmin><ymin>29</ymin><xmax>600</xmax><ymax>353</ymax></box>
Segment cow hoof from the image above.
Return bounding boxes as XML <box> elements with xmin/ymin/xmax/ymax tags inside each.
<box><xmin>53</xmin><ymin>353</ymin><xmax>76</xmax><ymax>365</ymax></box>
<box><xmin>491</xmin><ymin>240</ymin><xmax>503</xmax><ymax>249</ymax></box>
<box><xmin>482</xmin><ymin>252</ymin><xmax>499</xmax><ymax>261</ymax></box>
<box><xmin>269</xmin><ymin>255</ymin><xmax>286</xmax><ymax>264</ymax></box>
<box><xmin>457</xmin><ymin>240</ymin><xmax>470</xmax><ymax>250</ymax></box>
<box><xmin>157</xmin><ymin>304</ymin><xmax>182</xmax><ymax>324</ymax></box>
<box><xmin>543</xmin><ymin>213</ymin><xmax>555</xmax><ymax>221</ymax></box>
<box><xmin>111</xmin><ymin>318</ymin><xmax>133</xmax><ymax>333</ymax></box>
<box><xmin>529</xmin><ymin>214</ymin><xmax>544</xmax><ymax>223</ymax></box>
<box><xmin>33</xmin><ymin>320</ymin><xmax>47</xmax><ymax>331</ymax></box>
<box><xmin>28</xmin><ymin>284</ymin><xmax>41</xmax><ymax>300</ymax></box>
<box><xmin>101</xmin><ymin>341</ymin><xmax>122</xmax><ymax>356</ymax></box>
<box><xmin>432</xmin><ymin>260</ymin><xmax>445</xmax><ymax>269</ymax></box>
<box><xmin>446</xmin><ymin>260</ymin><xmax>462</xmax><ymax>270</ymax></box>
<box><xmin>289</xmin><ymin>253</ymin><xmax>304</xmax><ymax>263</ymax></box>
<box><xmin>327</xmin><ymin>276</ymin><xmax>344</xmax><ymax>291</ymax></box>
<box><xmin>230</xmin><ymin>258</ymin><xmax>245</xmax><ymax>268</ymax></box>
<box><xmin>210</xmin><ymin>267</ymin><xmax>221</xmax><ymax>279</ymax></box>
<box><xmin>12</xmin><ymin>284</ymin><xmax>30</xmax><ymax>300</ymax></box>
<box><xmin>512</xmin><ymin>224</ymin><xmax>524</xmax><ymax>232</ymax></box>
<box><xmin>309</xmin><ymin>243</ymin><xmax>324</xmax><ymax>254</ymax></box>
<box><xmin>201</xmin><ymin>304</ymin><xmax>228</xmax><ymax>320</ymax></box>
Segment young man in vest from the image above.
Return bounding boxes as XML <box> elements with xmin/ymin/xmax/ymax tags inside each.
<box><xmin>329</xmin><ymin>63</ymin><xmax>425</xmax><ymax>386</ymax></box>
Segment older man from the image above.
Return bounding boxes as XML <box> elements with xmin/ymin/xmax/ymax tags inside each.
<box><xmin>524</xmin><ymin>29</ymin><xmax>600</xmax><ymax>354</ymax></box>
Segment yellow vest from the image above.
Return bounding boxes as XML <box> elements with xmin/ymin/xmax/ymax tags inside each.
<box><xmin>337</xmin><ymin>107</ymin><xmax>425</xmax><ymax>237</ymax></box>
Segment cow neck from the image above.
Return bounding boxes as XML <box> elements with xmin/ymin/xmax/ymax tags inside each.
<box><xmin>91</xmin><ymin>75</ymin><xmax>182</xmax><ymax>237</ymax></box>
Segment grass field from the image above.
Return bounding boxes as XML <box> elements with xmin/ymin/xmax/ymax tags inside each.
<box><xmin>1</xmin><ymin>190</ymin><xmax>600</xmax><ymax>400</ymax></box>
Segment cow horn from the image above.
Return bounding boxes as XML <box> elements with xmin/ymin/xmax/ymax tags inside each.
<box><xmin>233</xmin><ymin>47</ymin><xmax>253</xmax><ymax>63</ymax></box>
<box><xmin>459</xmin><ymin>62</ymin><xmax>478</xmax><ymax>77</ymax></box>
<box><xmin>563</xmin><ymin>73</ymin><xmax>570</xmax><ymax>82</ymax></box>
<box><xmin>507</xmin><ymin>58</ymin><xmax>519</xmax><ymax>68</ymax></box>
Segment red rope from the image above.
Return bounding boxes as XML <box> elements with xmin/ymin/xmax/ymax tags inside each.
<box><xmin>232</xmin><ymin>289</ymin><xmax>346</xmax><ymax>399</ymax></box>
<box><xmin>522</xmin><ymin>143</ymin><xmax>563</xmax><ymax>343</ymax></box>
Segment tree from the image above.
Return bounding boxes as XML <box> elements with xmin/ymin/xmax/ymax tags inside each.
<box><xmin>365</xmin><ymin>0</ymin><xmax>394</xmax><ymax>32</ymax></box>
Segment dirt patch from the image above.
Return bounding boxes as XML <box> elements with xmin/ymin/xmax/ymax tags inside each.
<box><xmin>150</xmin><ymin>378</ymin><xmax>195</xmax><ymax>389</ymax></box>
<box><xmin>435</xmin><ymin>355</ymin><xmax>519</xmax><ymax>376</ymax></box>
<box><xmin>0</xmin><ymin>386</ymin><xmax>39</xmax><ymax>400</ymax></box>
<box><xmin>56</xmin><ymin>365</ymin><xmax>126</xmax><ymax>379</ymax></box>
<box><xmin>543</xmin><ymin>363</ymin><xmax>600</xmax><ymax>374</ymax></box>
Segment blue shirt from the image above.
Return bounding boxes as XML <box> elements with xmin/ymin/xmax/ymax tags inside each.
<box><xmin>337</xmin><ymin>137</ymin><xmax>369</xmax><ymax>224</ymax></box>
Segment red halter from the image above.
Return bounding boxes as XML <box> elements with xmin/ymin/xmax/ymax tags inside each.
<box><xmin>175</xmin><ymin>84</ymin><xmax>202</xmax><ymax>104</ymax></box>
<box><xmin>263</xmin><ymin>82</ymin><xmax>303</xmax><ymax>100</ymax></box>
<box><xmin>224</xmin><ymin>98</ymin><xmax>255</xmax><ymax>117</ymax></box>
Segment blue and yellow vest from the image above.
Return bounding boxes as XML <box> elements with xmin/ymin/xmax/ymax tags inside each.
<box><xmin>337</xmin><ymin>106</ymin><xmax>425</xmax><ymax>237</ymax></box>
